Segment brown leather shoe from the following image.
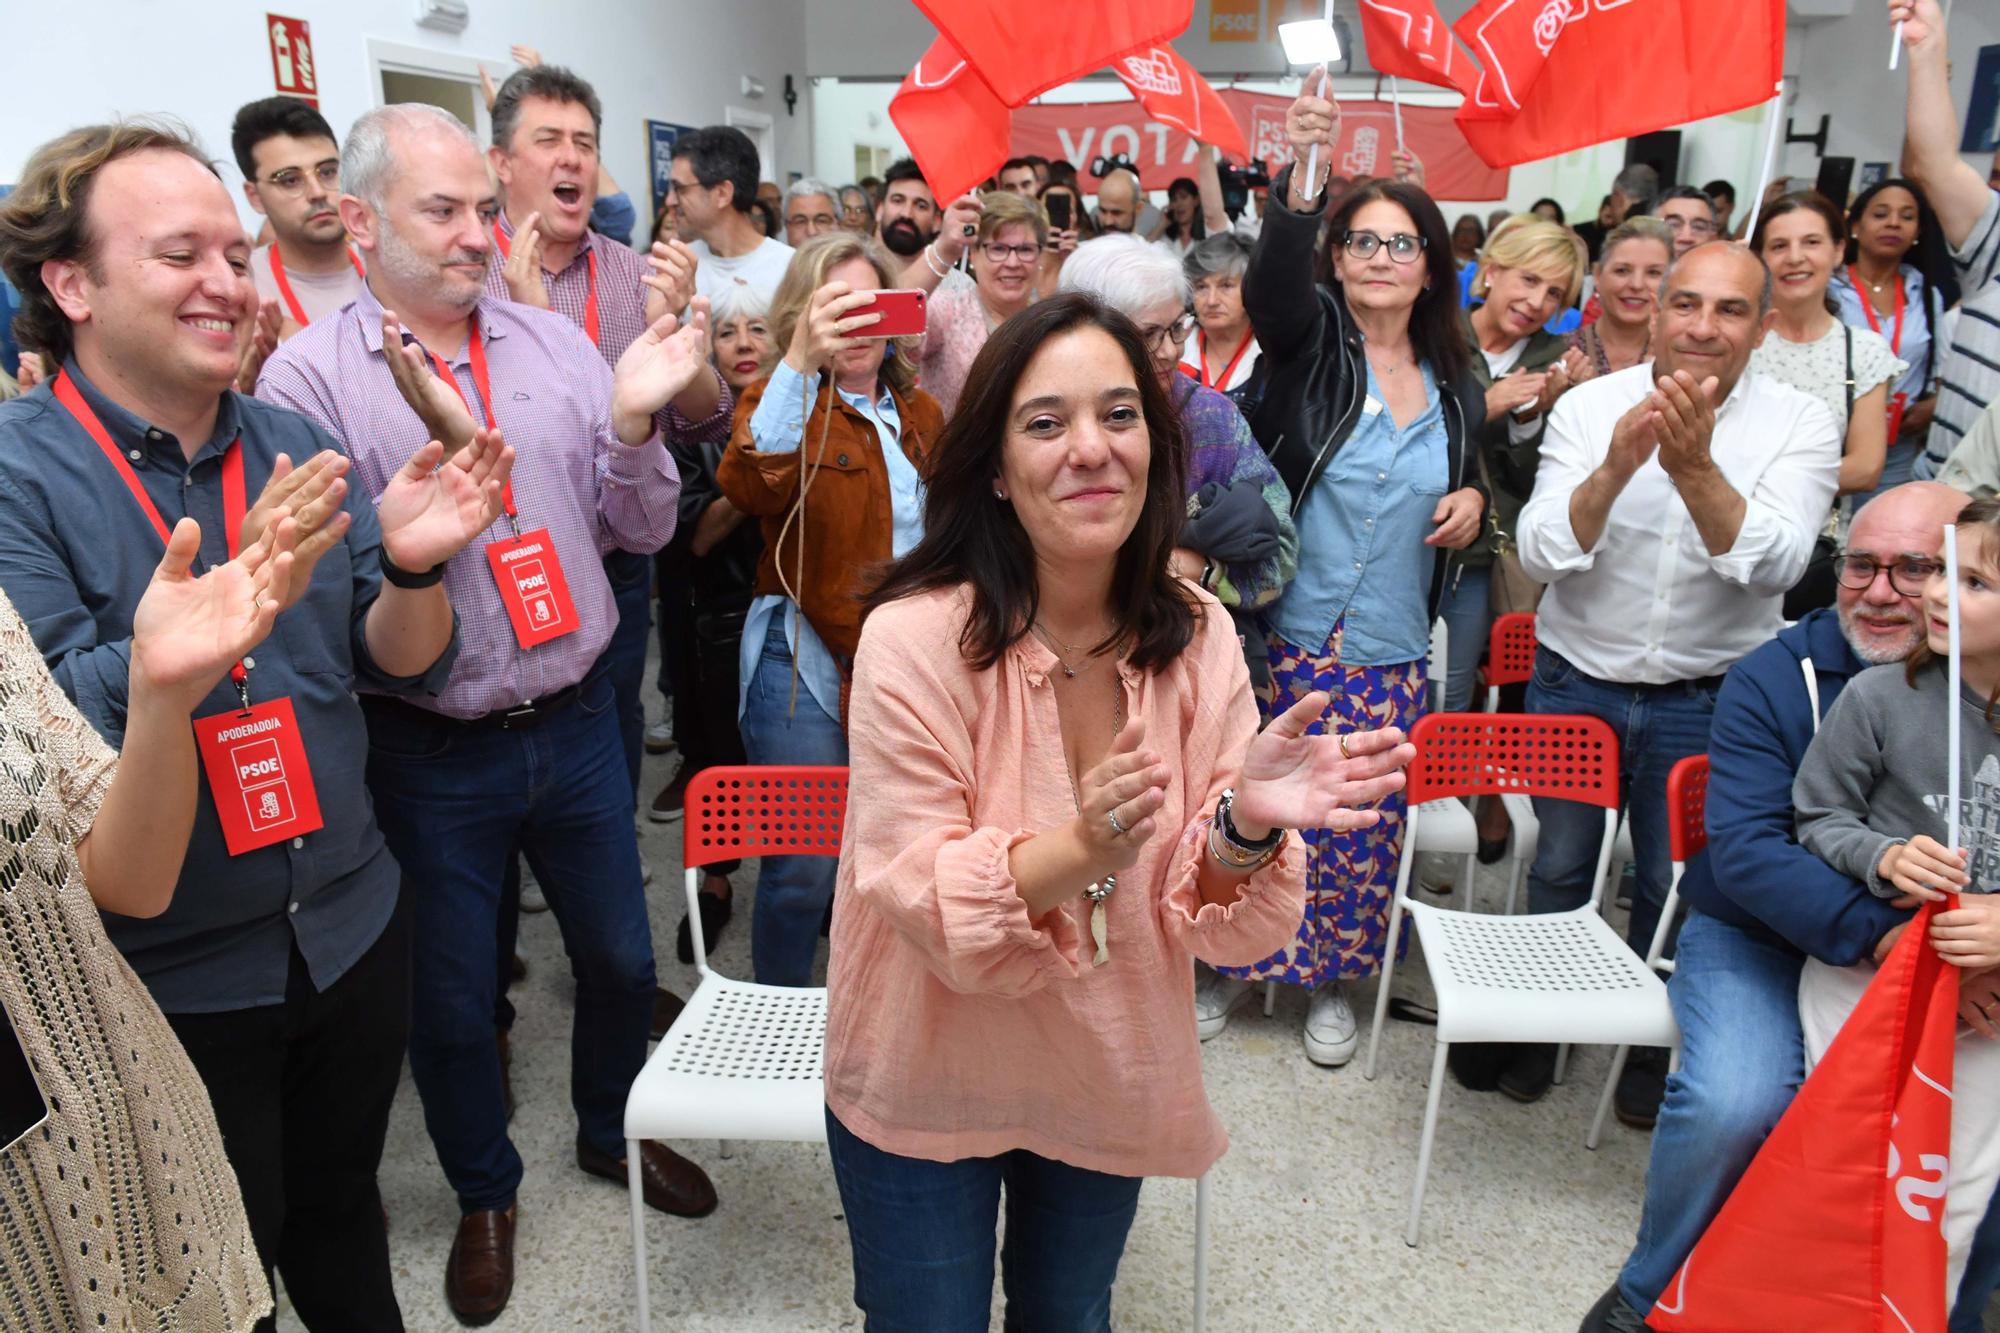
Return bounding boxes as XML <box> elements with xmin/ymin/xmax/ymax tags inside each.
<box><xmin>577</xmin><ymin>1138</ymin><xmax>717</xmax><ymax>1217</ymax></box>
<box><xmin>444</xmin><ymin>1203</ymin><xmax>516</xmax><ymax>1326</ymax></box>
<box><xmin>650</xmin><ymin>986</ymin><xmax>684</xmax><ymax>1041</ymax></box>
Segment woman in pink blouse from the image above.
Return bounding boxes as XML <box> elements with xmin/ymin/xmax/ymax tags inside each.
<box><xmin>824</xmin><ymin>292</ymin><xmax>1415</xmax><ymax>1329</ymax></box>
<box><xmin>916</xmin><ymin>190</ymin><xmax>1048</xmax><ymax>418</ymax></box>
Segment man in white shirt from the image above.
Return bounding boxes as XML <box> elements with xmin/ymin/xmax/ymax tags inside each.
<box><xmin>671</xmin><ymin>126</ymin><xmax>793</xmax><ymax>306</ymax></box>
<box><xmin>1505</xmin><ymin>241</ymin><xmax>1840</xmax><ymax>1112</ymax></box>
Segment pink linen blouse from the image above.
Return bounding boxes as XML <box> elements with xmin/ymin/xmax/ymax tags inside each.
<box><xmin>914</xmin><ymin>281</ymin><xmax>991</xmax><ymax>419</ymax></box>
<box><xmin>823</xmin><ymin>583</ymin><xmax>1308</xmax><ymax>1179</ymax></box>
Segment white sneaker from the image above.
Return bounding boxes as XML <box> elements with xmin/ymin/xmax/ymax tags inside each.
<box><xmin>1194</xmin><ymin>970</ymin><xmax>1254</xmax><ymax>1041</ymax></box>
<box><xmin>644</xmin><ymin>720</ymin><xmax>677</xmax><ymax>755</ymax></box>
<box><xmin>1303</xmin><ymin>980</ymin><xmax>1359</xmax><ymax>1066</ymax></box>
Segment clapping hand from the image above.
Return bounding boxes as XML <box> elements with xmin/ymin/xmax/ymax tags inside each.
<box><xmin>611</xmin><ymin>298</ymin><xmax>712</xmax><ymax>445</ymax></box>
<box><xmin>238</xmin><ymin>450</ymin><xmax>353</xmax><ymax>611</ymax></box>
<box><xmin>236</xmin><ymin>302</ymin><xmax>283</xmax><ymax>394</ymax></box>
<box><xmin>642</xmin><ymin>238</ymin><xmax>698</xmax><ymax>324</ymax></box>
<box><xmin>1072</xmin><ymin>715</ymin><xmax>1170</xmax><ymax>876</ymax></box>
<box><xmin>1485</xmin><ymin>371</ymin><xmax>1550</xmax><ymax>424</ymax></box>
<box><xmin>131</xmin><ymin>514</ymin><xmax>299</xmax><ymax>712</ymax></box>
<box><xmin>381</xmin><ymin>311</ymin><xmax>479</xmax><ymax>451</ymax></box>
<box><xmin>499</xmin><ymin>210</ymin><xmax>550</xmax><ymax>310</ymax></box>
<box><xmin>377</xmin><ymin>429</ymin><xmax>514</xmax><ymax>572</ymax></box>
<box><xmin>1649</xmin><ymin>369</ymin><xmax>1722</xmax><ymax>481</ymax></box>
<box><xmin>1230</xmin><ymin>691</ymin><xmax>1414</xmax><ymax>836</ymax></box>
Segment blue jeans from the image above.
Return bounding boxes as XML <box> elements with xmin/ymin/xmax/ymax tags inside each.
<box><xmin>1953</xmin><ymin>1177</ymin><xmax>2000</xmax><ymax>1331</ymax></box>
<box><xmin>1525</xmin><ymin>647</ymin><xmax>1717</xmax><ymax>953</ymax></box>
<box><xmin>1617</xmin><ymin>909</ymin><xmax>1804</xmax><ymax>1311</ymax></box>
<box><xmin>825</xmin><ymin>1107</ymin><xmax>1142</xmax><ymax>1332</ymax></box>
<box><xmin>1437</xmin><ymin>562</ymin><xmax>1492</xmax><ymax>713</ymax></box>
<box><xmin>364</xmin><ymin>671</ymin><xmax>656</xmax><ymax>1212</ymax></box>
<box><xmin>605</xmin><ymin>549</ymin><xmax>653</xmax><ymax>803</ymax></box>
<box><xmin>736</xmin><ymin>618</ymin><xmax>848</xmax><ymax>986</ymax></box>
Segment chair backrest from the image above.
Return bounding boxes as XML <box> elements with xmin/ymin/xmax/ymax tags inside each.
<box><xmin>683</xmin><ymin>765</ymin><xmax>849</xmax><ymax>869</ymax></box>
<box><xmin>1404</xmin><ymin>712</ymin><xmax>1620</xmax><ymax>809</ymax></box>
<box><xmin>1485</xmin><ymin>612</ymin><xmax>1538</xmax><ymax>689</ymax></box>
<box><xmin>1667</xmin><ymin>753</ymin><xmax>1710</xmax><ymax>864</ymax></box>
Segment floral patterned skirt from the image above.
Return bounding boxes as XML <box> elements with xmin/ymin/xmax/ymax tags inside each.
<box><xmin>1215</xmin><ymin>622</ymin><xmax>1426</xmax><ymax>987</ymax></box>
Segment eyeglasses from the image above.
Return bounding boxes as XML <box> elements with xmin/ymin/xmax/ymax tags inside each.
<box><xmin>1343</xmin><ymin>230</ymin><xmax>1426</xmax><ymax>264</ymax></box>
<box><xmin>980</xmin><ymin>241</ymin><xmax>1043</xmax><ymax>265</ymax></box>
<box><xmin>1138</xmin><ymin>314</ymin><xmax>1198</xmax><ymax>349</ymax></box>
<box><xmin>1662</xmin><ymin>216</ymin><xmax>1718</xmax><ymax>236</ymax></box>
<box><xmin>788</xmin><ymin>212</ymin><xmax>836</xmax><ymax>231</ymax></box>
<box><xmin>1832</xmin><ymin>552</ymin><xmax>1944</xmax><ymax>596</ymax></box>
<box><xmin>262</xmin><ymin>162</ymin><xmax>341</xmax><ymax>197</ymax></box>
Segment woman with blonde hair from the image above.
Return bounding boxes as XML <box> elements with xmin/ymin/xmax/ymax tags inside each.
<box><xmin>918</xmin><ymin>190</ymin><xmax>1050</xmax><ymax>416</ymax></box>
<box><xmin>716</xmin><ymin>232</ymin><xmax>945</xmax><ymax>985</ymax></box>
<box><xmin>1568</xmin><ymin>216</ymin><xmax>1674</xmax><ymax>377</ymax></box>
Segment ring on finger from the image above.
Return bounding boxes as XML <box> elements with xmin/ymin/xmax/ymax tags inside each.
<box><xmin>1106</xmin><ymin>808</ymin><xmax>1129</xmax><ymax>837</ymax></box>
<box><xmin>1338</xmin><ymin>733</ymin><xmax>1352</xmax><ymax>760</ymax></box>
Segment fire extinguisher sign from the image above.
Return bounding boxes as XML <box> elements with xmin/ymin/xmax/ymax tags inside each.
<box><xmin>267</xmin><ymin>14</ymin><xmax>319</xmax><ymax>106</ymax></box>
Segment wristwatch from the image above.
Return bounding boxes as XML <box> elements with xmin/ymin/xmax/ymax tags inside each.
<box><xmin>1210</xmin><ymin>789</ymin><xmax>1284</xmax><ymax>870</ymax></box>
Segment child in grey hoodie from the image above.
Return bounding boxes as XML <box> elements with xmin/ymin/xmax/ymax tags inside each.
<box><xmin>1792</xmin><ymin>495</ymin><xmax>2000</xmax><ymax>1303</ymax></box>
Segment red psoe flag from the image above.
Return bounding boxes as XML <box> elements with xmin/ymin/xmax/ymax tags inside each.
<box><xmin>1357</xmin><ymin>0</ymin><xmax>1476</xmax><ymax>97</ymax></box>
<box><xmin>888</xmin><ymin>36</ymin><xmax>1014</xmax><ymax>211</ymax></box>
<box><xmin>1649</xmin><ymin>900</ymin><xmax>1958</xmax><ymax>1332</ymax></box>
<box><xmin>1450</xmin><ymin>0</ymin><xmax>1784</xmax><ymax>168</ymax></box>
<box><xmin>1110</xmin><ymin>43</ymin><xmax>1249</xmax><ymax>163</ymax></box>
<box><xmin>909</xmin><ymin>0</ymin><xmax>1194</xmax><ymax>104</ymax></box>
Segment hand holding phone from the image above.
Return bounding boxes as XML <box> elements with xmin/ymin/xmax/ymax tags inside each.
<box><xmin>847</xmin><ymin>289</ymin><xmax>928</xmax><ymax>339</ymax></box>
<box><xmin>1045</xmin><ymin>192</ymin><xmax>1073</xmax><ymax>230</ymax></box>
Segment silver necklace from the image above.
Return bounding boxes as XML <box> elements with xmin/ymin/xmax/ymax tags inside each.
<box><xmin>1030</xmin><ymin>620</ymin><xmax>1100</xmax><ymax>678</ymax></box>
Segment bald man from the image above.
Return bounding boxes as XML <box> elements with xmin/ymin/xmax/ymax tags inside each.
<box><xmin>1093</xmin><ymin>168</ymin><xmax>1161</xmax><ymax>237</ymax></box>
<box><xmin>1582</xmin><ymin>480</ymin><xmax>1981</xmax><ymax>1331</ymax></box>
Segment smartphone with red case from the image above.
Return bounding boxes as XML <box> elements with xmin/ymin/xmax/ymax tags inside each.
<box><xmin>851</xmin><ymin>289</ymin><xmax>928</xmax><ymax>338</ymax></box>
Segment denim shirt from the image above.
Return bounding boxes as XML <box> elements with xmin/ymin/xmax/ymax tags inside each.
<box><xmin>1268</xmin><ymin>361</ymin><xmax>1446</xmax><ymax>664</ymax></box>
<box><xmin>739</xmin><ymin>359</ymin><xmax>922</xmax><ymax>723</ymax></box>
<box><xmin>0</xmin><ymin>364</ymin><xmax>458</xmax><ymax>1011</ymax></box>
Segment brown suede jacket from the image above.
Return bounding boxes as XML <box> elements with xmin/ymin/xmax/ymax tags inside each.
<box><xmin>716</xmin><ymin>370</ymin><xmax>944</xmax><ymax>665</ymax></box>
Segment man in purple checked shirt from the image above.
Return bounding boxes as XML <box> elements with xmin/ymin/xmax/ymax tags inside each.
<box><xmin>257</xmin><ymin>102</ymin><xmax>718</xmax><ymax>1326</ymax></box>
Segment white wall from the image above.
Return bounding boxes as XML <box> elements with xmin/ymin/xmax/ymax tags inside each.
<box><xmin>1786</xmin><ymin>1</ymin><xmax>2000</xmax><ymax>188</ymax></box>
<box><xmin>0</xmin><ymin>0</ymin><xmax>811</xmax><ymax>232</ymax></box>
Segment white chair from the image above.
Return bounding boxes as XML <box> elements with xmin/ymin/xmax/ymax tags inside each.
<box><xmin>1481</xmin><ymin>612</ymin><xmax>1542</xmax><ymax>915</ymax></box>
<box><xmin>625</xmin><ymin>765</ymin><xmax>845</xmax><ymax>1333</ymax></box>
<box><xmin>1363</xmin><ymin>713</ymin><xmax>1679</xmax><ymax>1246</ymax></box>
<box><xmin>1586</xmin><ymin>754</ymin><xmax>1705</xmax><ymax>1149</ymax></box>
<box><xmin>624</xmin><ymin>766</ymin><xmax>1217</xmax><ymax>1332</ymax></box>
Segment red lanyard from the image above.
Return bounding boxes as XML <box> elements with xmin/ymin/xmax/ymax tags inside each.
<box><xmin>1847</xmin><ymin>265</ymin><xmax>1905</xmax><ymax>355</ymax></box>
<box><xmin>426</xmin><ymin>324</ymin><xmax>519</xmax><ymax>525</ymax></box>
<box><xmin>268</xmin><ymin>246</ymin><xmax>364</xmax><ymax>329</ymax></box>
<box><xmin>494</xmin><ymin>222</ymin><xmax>599</xmax><ymax>347</ymax></box>
<box><xmin>51</xmin><ymin>372</ymin><xmax>251</xmax><ymax>695</ymax></box>
<box><xmin>1199</xmin><ymin>331</ymin><xmax>1251</xmax><ymax>392</ymax></box>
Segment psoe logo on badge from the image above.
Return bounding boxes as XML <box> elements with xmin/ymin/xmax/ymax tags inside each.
<box><xmin>1120</xmin><ymin>49</ymin><xmax>1183</xmax><ymax>99</ymax></box>
<box><xmin>229</xmin><ymin>736</ymin><xmax>296</xmax><ymax>831</ymax></box>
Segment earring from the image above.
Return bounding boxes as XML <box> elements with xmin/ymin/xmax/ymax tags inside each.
<box><xmin>993</xmin><ymin>488</ymin><xmax>1007</xmax><ymax>500</ymax></box>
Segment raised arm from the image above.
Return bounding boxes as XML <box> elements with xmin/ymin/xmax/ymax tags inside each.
<box><xmin>1891</xmin><ymin>0</ymin><xmax>1993</xmax><ymax>246</ymax></box>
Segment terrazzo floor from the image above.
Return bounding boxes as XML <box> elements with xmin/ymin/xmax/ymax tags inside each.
<box><xmin>267</xmin><ymin>731</ymin><xmax>2000</xmax><ymax>1332</ymax></box>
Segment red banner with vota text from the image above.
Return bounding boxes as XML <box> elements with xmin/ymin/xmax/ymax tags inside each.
<box><xmin>1008</xmin><ymin>90</ymin><xmax>1509</xmax><ymax>200</ymax></box>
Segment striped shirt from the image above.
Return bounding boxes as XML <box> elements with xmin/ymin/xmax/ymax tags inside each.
<box><xmin>256</xmin><ymin>280</ymin><xmax>680</xmax><ymax>719</ymax></box>
<box><xmin>1916</xmin><ymin>190</ymin><xmax>2000</xmax><ymax>478</ymax></box>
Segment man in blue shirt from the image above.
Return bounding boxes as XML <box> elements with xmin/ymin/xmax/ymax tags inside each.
<box><xmin>0</xmin><ymin>122</ymin><xmax>508</xmax><ymax>1331</ymax></box>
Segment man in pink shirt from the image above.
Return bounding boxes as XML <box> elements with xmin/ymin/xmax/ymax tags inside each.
<box><xmin>256</xmin><ymin>101</ymin><xmax>719</xmax><ymax>1325</ymax></box>
<box><xmin>233</xmin><ymin>98</ymin><xmax>365</xmax><ymax>334</ymax></box>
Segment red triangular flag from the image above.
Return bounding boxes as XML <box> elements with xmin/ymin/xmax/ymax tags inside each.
<box><xmin>1109</xmin><ymin>42</ymin><xmax>1248</xmax><ymax>161</ymax></box>
<box><xmin>1356</xmin><ymin>0</ymin><xmax>1476</xmax><ymax>98</ymax></box>
<box><xmin>909</xmin><ymin>0</ymin><xmax>1194</xmax><ymax>105</ymax></box>
<box><xmin>1450</xmin><ymin>0</ymin><xmax>1783</xmax><ymax>168</ymax></box>
<box><xmin>1649</xmin><ymin>901</ymin><xmax>1957</xmax><ymax>1331</ymax></box>
<box><xmin>888</xmin><ymin>35</ymin><xmax>1014</xmax><ymax>211</ymax></box>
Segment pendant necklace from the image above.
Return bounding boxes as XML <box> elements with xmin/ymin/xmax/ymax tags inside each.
<box><xmin>1054</xmin><ymin>680</ymin><xmax>1125</xmax><ymax>967</ymax></box>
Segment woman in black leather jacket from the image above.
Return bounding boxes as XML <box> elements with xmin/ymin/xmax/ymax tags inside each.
<box><xmin>1192</xmin><ymin>79</ymin><xmax>1487</xmax><ymax>1068</ymax></box>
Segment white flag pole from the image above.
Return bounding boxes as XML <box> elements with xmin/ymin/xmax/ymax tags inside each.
<box><xmin>1891</xmin><ymin>20</ymin><xmax>1904</xmax><ymax>70</ymax></box>
<box><xmin>1390</xmin><ymin>76</ymin><xmax>1406</xmax><ymax>154</ymax></box>
<box><xmin>1304</xmin><ymin>62</ymin><xmax>1331</xmax><ymax>193</ymax></box>
<box><xmin>1949</xmin><ymin>524</ymin><xmax>1964</xmax><ymax>859</ymax></box>
<box><xmin>1741</xmin><ymin>82</ymin><xmax>1787</xmax><ymax>240</ymax></box>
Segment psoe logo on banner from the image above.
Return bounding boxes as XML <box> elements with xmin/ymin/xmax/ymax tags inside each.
<box><xmin>1209</xmin><ymin>0</ymin><xmax>1260</xmax><ymax>41</ymax></box>
<box><xmin>1120</xmin><ymin>49</ymin><xmax>1185</xmax><ymax>98</ymax></box>
<box><xmin>1250</xmin><ymin>107</ymin><xmax>1290</xmax><ymax>170</ymax></box>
